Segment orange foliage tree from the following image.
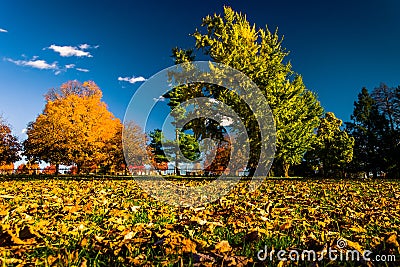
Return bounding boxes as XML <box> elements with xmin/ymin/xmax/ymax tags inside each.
<box><xmin>204</xmin><ymin>138</ymin><xmax>231</xmax><ymax>176</ymax></box>
<box><xmin>42</xmin><ymin>165</ymin><xmax>57</xmax><ymax>175</ymax></box>
<box><xmin>0</xmin><ymin>163</ymin><xmax>14</xmax><ymax>175</ymax></box>
<box><xmin>15</xmin><ymin>163</ymin><xmax>40</xmax><ymax>175</ymax></box>
<box><xmin>23</xmin><ymin>81</ymin><xmax>122</xmax><ymax>174</ymax></box>
<box><xmin>204</xmin><ymin>134</ymin><xmax>248</xmax><ymax>176</ymax></box>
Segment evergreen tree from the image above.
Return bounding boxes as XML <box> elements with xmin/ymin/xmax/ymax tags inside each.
<box><xmin>345</xmin><ymin>88</ymin><xmax>388</xmax><ymax>178</ymax></box>
<box><xmin>147</xmin><ymin>129</ymin><xmax>200</xmax><ymax>174</ymax></box>
<box><xmin>372</xmin><ymin>83</ymin><xmax>400</xmax><ymax>177</ymax></box>
<box><xmin>147</xmin><ymin>129</ymin><xmax>169</xmax><ymax>171</ymax></box>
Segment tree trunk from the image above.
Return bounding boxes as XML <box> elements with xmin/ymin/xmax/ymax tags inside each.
<box><xmin>283</xmin><ymin>163</ymin><xmax>290</xmax><ymax>178</ymax></box>
<box><xmin>248</xmin><ymin>167</ymin><xmax>256</xmax><ymax>177</ymax></box>
<box><xmin>55</xmin><ymin>164</ymin><xmax>59</xmax><ymax>175</ymax></box>
<box><xmin>175</xmin><ymin>128</ymin><xmax>179</xmax><ymax>176</ymax></box>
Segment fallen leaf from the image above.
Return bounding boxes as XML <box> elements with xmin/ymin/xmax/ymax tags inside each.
<box><xmin>214</xmin><ymin>240</ymin><xmax>232</xmax><ymax>253</ymax></box>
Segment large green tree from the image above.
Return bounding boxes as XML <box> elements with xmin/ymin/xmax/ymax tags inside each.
<box><xmin>0</xmin><ymin>116</ymin><xmax>21</xmax><ymax>165</ymax></box>
<box><xmin>306</xmin><ymin>112</ymin><xmax>354</xmax><ymax>177</ymax></box>
<box><xmin>166</xmin><ymin>6</ymin><xmax>323</xmax><ymax>177</ymax></box>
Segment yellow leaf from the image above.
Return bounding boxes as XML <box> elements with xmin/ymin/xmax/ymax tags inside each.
<box><xmin>386</xmin><ymin>233</ymin><xmax>399</xmax><ymax>253</ymax></box>
<box><xmin>80</xmin><ymin>238</ymin><xmax>88</xmax><ymax>247</ymax></box>
<box><xmin>95</xmin><ymin>235</ymin><xmax>105</xmax><ymax>242</ymax></box>
<box><xmin>156</xmin><ymin>229</ymin><xmax>171</xmax><ymax>238</ymax></box>
<box><xmin>181</xmin><ymin>238</ymin><xmax>197</xmax><ymax>253</ymax></box>
<box><xmin>279</xmin><ymin>220</ymin><xmax>292</xmax><ymax>230</ymax></box>
<box><xmin>0</xmin><ymin>258</ymin><xmax>22</xmax><ymax>264</ymax></box>
<box><xmin>195</xmin><ymin>238</ymin><xmax>208</xmax><ymax>249</ymax></box>
<box><xmin>0</xmin><ymin>195</ymin><xmax>14</xmax><ymax>199</ymax></box>
<box><xmin>350</xmin><ymin>225</ymin><xmax>367</xmax><ymax>233</ymax></box>
<box><xmin>124</xmin><ymin>231</ymin><xmax>135</xmax><ymax>240</ymax></box>
<box><xmin>214</xmin><ymin>240</ymin><xmax>232</xmax><ymax>253</ymax></box>
<box><xmin>346</xmin><ymin>240</ymin><xmax>364</xmax><ymax>253</ymax></box>
<box><xmin>80</xmin><ymin>258</ymin><xmax>88</xmax><ymax>267</ymax></box>
<box><xmin>46</xmin><ymin>255</ymin><xmax>58</xmax><ymax>266</ymax></box>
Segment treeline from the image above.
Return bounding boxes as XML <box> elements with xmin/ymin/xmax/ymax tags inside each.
<box><xmin>294</xmin><ymin>84</ymin><xmax>400</xmax><ymax>178</ymax></box>
<box><xmin>2</xmin><ymin>83</ymin><xmax>398</xmax><ymax>178</ymax></box>
<box><xmin>345</xmin><ymin>84</ymin><xmax>400</xmax><ymax>178</ymax></box>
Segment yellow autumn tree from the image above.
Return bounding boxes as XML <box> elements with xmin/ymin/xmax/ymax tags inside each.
<box><xmin>23</xmin><ymin>80</ymin><xmax>122</xmax><ymax>173</ymax></box>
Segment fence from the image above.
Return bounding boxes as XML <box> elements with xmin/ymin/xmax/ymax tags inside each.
<box><xmin>0</xmin><ymin>167</ymin><xmax>250</xmax><ymax>177</ymax></box>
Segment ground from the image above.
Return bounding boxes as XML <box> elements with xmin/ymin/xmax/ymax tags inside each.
<box><xmin>0</xmin><ymin>177</ymin><xmax>399</xmax><ymax>266</ymax></box>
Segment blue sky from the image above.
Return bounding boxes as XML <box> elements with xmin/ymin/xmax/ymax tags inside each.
<box><xmin>1</xmin><ymin>0</ymin><xmax>400</xmax><ymax>141</ymax></box>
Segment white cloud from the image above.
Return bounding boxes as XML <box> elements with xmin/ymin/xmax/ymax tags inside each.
<box><xmin>5</xmin><ymin>57</ymin><xmax>58</xmax><ymax>70</ymax></box>
<box><xmin>118</xmin><ymin>76</ymin><xmax>147</xmax><ymax>84</ymax></box>
<box><xmin>48</xmin><ymin>44</ymin><xmax>93</xmax><ymax>57</ymax></box>
<box><xmin>76</xmin><ymin>68</ymin><xmax>89</xmax><ymax>72</ymax></box>
<box><xmin>79</xmin><ymin>44</ymin><xmax>99</xmax><ymax>50</ymax></box>
<box><xmin>153</xmin><ymin>96</ymin><xmax>165</xmax><ymax>102</ymax></box>
<box><xmin>79</xmin><ymin>44</ymin><xmax>90</xmax><ymax>50</ymax></box>
<box><xmin>65</xmin><ymin>64</ymin><xmax>75</xmax><ymax>69</ymax></box>
<box><xmin>220</xmin><ymin>116</ymin><xmax>233</xmax><ymax>126</ymax></box>
<box><xmin>21</xmin><ymin>128</ymin><xmax>27</xmax><ymax>134</ymax></box>
<box><xmin>54</xmin><ymin>70</ymin><xmax>61</xmax><ymax>75</ymax></box>
<box><xmin>63</xmin><ymin>64</ymin><xmax>89</xmax><ymax>73</ymax></box>
<box><xmin>0</xmin><ymin>28</ymin><xmax>7</xmax><ymax>33</ymax></box>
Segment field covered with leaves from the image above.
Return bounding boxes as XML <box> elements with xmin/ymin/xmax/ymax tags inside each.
<box><xmin>0</xmin><ymin>177</ymin><xmax>399</xmax><ymax>266</ymax></box>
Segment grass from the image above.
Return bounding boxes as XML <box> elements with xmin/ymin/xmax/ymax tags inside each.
<box><xmin>0</xmin><ymin>177</ymin><xmax>399</xmax><ymax>266</ymax></box>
